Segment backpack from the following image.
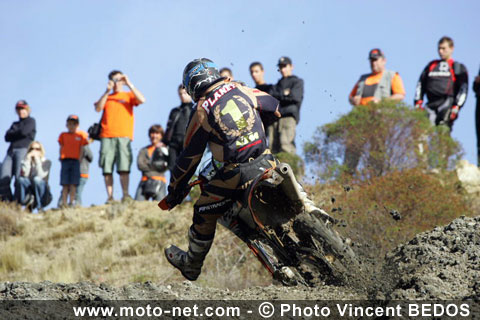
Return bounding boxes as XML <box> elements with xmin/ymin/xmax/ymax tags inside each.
<box><xmin>143</xmin><ymin>179</ymin><xmax>161</xmax><ymax>199</ymax></box>
<box><xmin>151</xmin><ymin>147</ymin><xmax>169</xmax><ymax>173</ymax></box>
<box><xmin>88</xmin><ymin>113</ymin><xmax>103</xmax><ymax>141</ymax></box>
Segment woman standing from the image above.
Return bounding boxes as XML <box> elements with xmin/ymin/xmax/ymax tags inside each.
<box><xmin>0</xmin><ymin>100</ymin><xmax>36</xmax><ymax>201</ymax></box>
<box><xmin>16</xmin><ymin>141</ymin><xmax>51</xmax><ymax>212</ymax></box>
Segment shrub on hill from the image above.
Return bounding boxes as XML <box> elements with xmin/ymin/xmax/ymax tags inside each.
<box><xmin>304</xmin><ymin>100</ymin><xmax>462</xmax><ymax>182</ymax></box>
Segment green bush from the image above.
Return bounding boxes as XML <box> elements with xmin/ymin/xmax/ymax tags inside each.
<box><xmin>304</xmin><ymin>100</ymin><xmax>463</xmax><ymax>181</ymax></box>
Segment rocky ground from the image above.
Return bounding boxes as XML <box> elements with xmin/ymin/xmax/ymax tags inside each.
<box><xmin>1</xmin><ymin>216</ymin><xmax>479</xmax><ymax>301</ymax></box>
<box><xmin>383</xmin><ymin>216</ymin><xmax>480</xmax><ymax>300</ymax></box>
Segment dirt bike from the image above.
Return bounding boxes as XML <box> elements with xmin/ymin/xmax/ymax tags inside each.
<box><xmin>159</xmin><ymin>161</ymin><xmax>359</xmax><ymax>286</ymax></box>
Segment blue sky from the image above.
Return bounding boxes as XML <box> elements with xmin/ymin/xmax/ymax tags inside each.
<box><xmin>1</xmin><ymin>0</ymin><xmax>479</xmax><ymax>207</ymax></box>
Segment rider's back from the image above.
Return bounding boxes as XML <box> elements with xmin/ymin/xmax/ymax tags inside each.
<box><xmin>197</xmin><ymin>81</ymin><xmax>271</xmax><ymax>163</ymax></box>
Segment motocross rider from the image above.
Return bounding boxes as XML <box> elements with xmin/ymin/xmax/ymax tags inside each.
<box><xmin>164</xmin><ymin>58</ymin><xmax>324</xmax><ymax>281</ymax></box>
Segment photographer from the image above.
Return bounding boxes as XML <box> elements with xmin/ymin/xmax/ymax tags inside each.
<box><xmin>94</xmin><ymin>70</ymin><xmax>145</xmax><ymax>203</ymax></box>
<box><xmin>15</xmin><ymin>141</ymin><xmax>51</xmax><ymax>212</ymax></box>
<box><xmin>135</xmin><ymin>125</ymin><xmax>168</xmax><ymax>201</ymax></box>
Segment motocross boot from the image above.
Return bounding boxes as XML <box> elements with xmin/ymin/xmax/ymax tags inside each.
<box><xmin>164</xmin><ymin>227</ymin><xmax>213</xmax><ymax>281</ymax></box>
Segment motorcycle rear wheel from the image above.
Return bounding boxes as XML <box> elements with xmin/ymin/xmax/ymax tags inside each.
<box><xmin>293</xmin><ymin>212</ymin><xmax>360</xmax><ymax>285</ymax></box>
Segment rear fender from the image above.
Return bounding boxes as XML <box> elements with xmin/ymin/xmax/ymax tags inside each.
<box><xmin>246</xmin><ymin>164</ymin><xmax>304</xmax><ymax>230</ymax></box>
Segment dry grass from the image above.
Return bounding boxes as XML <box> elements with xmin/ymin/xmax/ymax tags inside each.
<box><xmin>306</xmin><ymin>168</ymin><xmax>471</xmax><ymax>257</ymax></box>
<box><xmin>0</xmin><ymin>201</ymin><xmax>270</xmax><ymax>290</ymax></box>
<box><xmin>0</xmin><ymin>203</ymin><xmax>24</xmax><ymax>240</ymax></box>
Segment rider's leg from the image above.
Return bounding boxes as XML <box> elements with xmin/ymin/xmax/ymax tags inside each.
<box><xmin>217</xmin><ymin>203</ymin><xmax>250</xmax><ymax>243</ymax></box>
<box><xmin>165</xmin><ymin>215</ymin><xmax>219</xmax><ymax>281</ymax></box>
<box><xmin>165</xmin><ymin>173</ymin><xmax>239</xmax><ymax>281</ymax></box>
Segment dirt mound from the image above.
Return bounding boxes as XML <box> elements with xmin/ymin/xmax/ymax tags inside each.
<box><xmin>383</xmin><ymin>216</ymin><xmax>480</xmax><ymax>299</ymax></box>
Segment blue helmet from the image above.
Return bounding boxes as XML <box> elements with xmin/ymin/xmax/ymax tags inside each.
<box><xmin>183</xmin><ymin>58</ymin><xmax>222</xmax><ymax>101</ymax></box>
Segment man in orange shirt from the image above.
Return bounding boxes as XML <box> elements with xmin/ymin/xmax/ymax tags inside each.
<box><xmin>58</xmin><ymin>115</ymin><xmax>88</xmax><ymax>207</ymax></box>
<box><xmin>94</xmin><ymin>70</ymin><xmax>146</xmax><ymax>203</ymax></box>
<box><xmin>349</xmin><ymin>49</ymin><xmax>405</xmax><ymax>106</ymax></box>
<box><xmin>346</xmin><ymin>49</ymin><xmax>406</xmax><ymax>174</ymax></box>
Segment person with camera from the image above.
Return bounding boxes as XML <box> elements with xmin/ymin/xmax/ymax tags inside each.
<box><xmin>94</xmin><ymin>70</ymin><xmax>146</xmax><ymax>203</ymax></box>
<box><xmin>15</xmin><ymin>141</ymin><xmax>52</xmax><ymax>213</ymax></box>
<box><xmin>135</xmin><ymin>125</ymin><xmax>169</xmax><ymax>201</ymax></box>
<box><xmin>0</xmin><ymin>100</ymin><xmax>36</xmax><ymax>201</ymax></box>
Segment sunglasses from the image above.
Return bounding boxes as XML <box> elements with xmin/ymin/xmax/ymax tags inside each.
<box><xmin>30</xmin><ymin>147</ymin><xmax>41</xmax><ymax>151</ymax></box>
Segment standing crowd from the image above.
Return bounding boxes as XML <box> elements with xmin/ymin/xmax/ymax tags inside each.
<box><xmin>1</xmin><ymin>36</ymin><xmax>479</xmax><ymax>213</ymax></box>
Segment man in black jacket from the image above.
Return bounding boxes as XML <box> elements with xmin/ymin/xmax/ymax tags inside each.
<box><xmin>270</xmin><ymin>56</ymin><xmax>304</xmax><ymax>154</ymax></box>
<box><xmin>250</xmin><ymin>62</ymin><xmax>275</xmax><ymax>141</ymax></box>
<box><xmin>474</xmin><ymin>69</ymin><xmax>480</xmax><ymax>166</ymax></box>
<box><xmin>164</xmin><ymin>85</ymin><xmax>194</xmax><ymax>171</ymax></box>
<box><xmin>414</xmin><ymin>36</ymin><xmax>469</xmax><ymax>131</ymax></box>
<box><xmin>0</xmin><ymin>100</ymin><xmax>36</xmax><ymax>201</ymax></box>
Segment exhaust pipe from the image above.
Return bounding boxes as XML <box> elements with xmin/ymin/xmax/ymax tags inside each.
<box><xmin>275</xmin><ymin>163</ymin><xmax>303</xmax><ymax>203</ymax></box>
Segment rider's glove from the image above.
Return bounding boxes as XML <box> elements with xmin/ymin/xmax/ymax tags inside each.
<box><xmin>414</xmin><ymin>100</ymin><xmax>424</xmax><ymax>110</ymax></box>
<box><xmin>450</xmin><ymin>105</ymin><xmax>459</xmax><ymax>121</ymax></box>
<box><xmin>165</xmin><ymin>185</ymin><xmax>185</xmax><ymax>209</ymax></box>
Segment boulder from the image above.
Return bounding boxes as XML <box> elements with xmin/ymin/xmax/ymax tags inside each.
<box><xmin>456</xmin><ymin>160</ymin><xmax>480</xmax><ymax>194</ymax></box>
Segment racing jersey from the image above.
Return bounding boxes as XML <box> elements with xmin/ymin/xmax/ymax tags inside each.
<box><xmin>169</xmin><ymin>80</ymin><xmax>279</xmax><ymax>192</ymax></box>
<box><xmin>414</xmin><ymin>59</ymin><xmax>468</xmax><ymax>109</ymax></box>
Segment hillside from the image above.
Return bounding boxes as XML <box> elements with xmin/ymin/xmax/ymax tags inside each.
<box><xmin>0</xmin><ymin>201</ymin><xmax>270</xmax><ymax>291</ymax></box>
<box><xmin>1</xmin><ymin>199</ymin><xmax>480</xmax><ymax>301</ymax></box>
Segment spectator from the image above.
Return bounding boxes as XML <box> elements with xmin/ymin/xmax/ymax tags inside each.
<box><xmin>55</xmin><ymin>129</ymin><xmax>93</xmax><ymax>208</ymax></box>
<box><xmin>135</xmin><ymin>125</ymin><xmax>168</xmax><ymax>201</ymax></box>
<box><xmin>270</xmin><ymin>56</ymin><xmax>304</xmax><ymax>154</ymax></box>
<box><xmin>349</xmin><ymin>49</ymin><xmax>406</xmax><ymax>106</ymax></box>
<box><xmin>250</xmin><ymin>62</ymin><xmax>276</xmax><ymax>138</ymax></box>
<box><xmin>0</xmin><ymin>100</ymin><xmax>36</xmax><ymax>201</ymax></box>
<box><xmin>250</xmin><ymin>62</ymin><xmax>272</xmax><ymax>94</ymax></box>
<box><xmin>94</xmin><ymin>70</ymin><xmax>146</xmax><ymax>203</ymax></box>
<box><xmin>76</xmin><ymin>130</ymin><xmax>93</xmax><ymax>206</ymax></box>
<box><xmin>474</xmin><ymin>68</ymin><xmax>480</xmax><ymax>166</ymax></box>
<box><xmin>16</xmin><ymin>141</ymin><xmax>51</xmax><ymax>212</ymax></box>
<box><xmin>58</xmin><ymin>115</ymin><xmax>88</xmax><ymax>207</ymax></box>
<box><xmin>164</xmin><ymin>85</ymin><xmax>193</xmax><ymax>171</ymax></box>
<box><xmin>414</xmin><ymin>36</ymin><xmax>469</xmax><ymax>131</ymax></box>
<box><xmin>345</xmin><ymin>48</ymin><xmax>406</xmax><ymax>174</ymax></box>
<box><xmin>220</xmin><ymin>67</ymin><xmax>234</xmax><ymax>80</ymax></box>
